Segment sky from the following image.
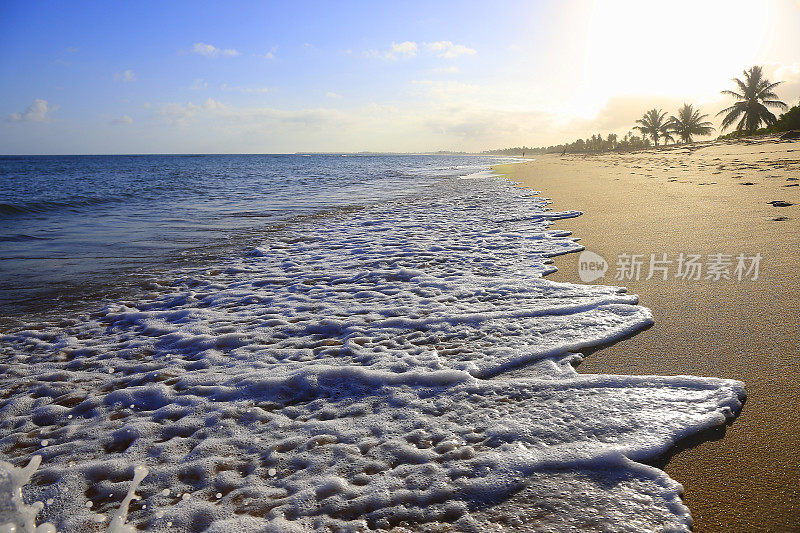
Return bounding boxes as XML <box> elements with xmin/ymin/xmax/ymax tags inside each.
<box><xmin>1</xmin><ymin>0</ymin><xmax>799</xmax><ymax>154</ymax></box>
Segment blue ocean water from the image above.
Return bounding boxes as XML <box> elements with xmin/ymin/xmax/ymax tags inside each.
<box><xmin>0</xmin><ymin>154</ymin><xmax>514</xmax><ymax>316</ymax></box>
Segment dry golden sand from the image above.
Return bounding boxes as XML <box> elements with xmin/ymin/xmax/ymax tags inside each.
<box><xmin>496</xmin><ymin>137</ymin><xmax>800</xmax><ymax>532</ymax></box>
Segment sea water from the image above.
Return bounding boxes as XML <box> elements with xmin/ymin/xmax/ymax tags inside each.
<box><xmin>0</xmin><ymin>154</ymin><xmax>510</xmax><ymax>319</ymax></box>
<box><xmin>0</xmin><ymin>155</ymin><xmax>744</xmax><ymax>531</ymax></box>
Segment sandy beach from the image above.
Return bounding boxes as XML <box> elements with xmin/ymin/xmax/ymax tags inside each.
<box><xmin>499</xmin><ymin>136</ymin><xmax>800</xmax><ymax>532</ymax></box>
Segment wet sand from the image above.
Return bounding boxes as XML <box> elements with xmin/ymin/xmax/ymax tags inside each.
<box><xmin>498</xmin><ymin>137</ymin><xmax>800</xmax><ymax>532</ymax></box>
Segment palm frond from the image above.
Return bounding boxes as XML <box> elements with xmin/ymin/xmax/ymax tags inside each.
<box><xmin>719</xmin><ymin>106</ymin><xmax>745</xmax><ymax>130</ymax></box>
<box><xmin>762</xmin><ymin>99</ymin><xmax>788</xmax><ymax>110</ymax></box>
<box><xmin>733</xmin><ymin>77</ymin><xmax>748</xmax><ymax>93</ymax></box>
<box><xmin>721</xmin><ymin>90</ymin><xmax>744</xmax><ymax>100</ymax></box>
<box><xmin>716</xmin><ymin>103</ymin><xmax>741</xmax><ymax>117</ymax></box>
<box><xmin>759</xmin><ymin>80</ymin><xmax>783</xmax><ymax>93</ymax></box>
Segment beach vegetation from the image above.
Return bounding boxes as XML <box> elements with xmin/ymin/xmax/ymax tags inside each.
<box><xmin>484</xmin><ymin>131</ymin><xmax>651</xmax><ymax>156</ymax></box>
<box><xmin>771</xmin><ymin>101</ymin><xmax>800</xmax><ymax>132</ymax></box>
<box><xmin>717</xmin><ymin>100</ymin><xmax>800</xmax><ymax>139</ymax></box>
<box><xmin>634</xmin><ymin>109</ymin><xmax>671</xmax><ymax>147</ymax></box>
<box><xmin>669</xmin><ymin>104</ymin><xmax>715</xmax><ymax>143</ymax></box>
<box><xmin>660</xmin><ymin>127</ymin><xmax>676</xmax><ymax>146</ymax></box>
<box><xmin>717</xmin><ymin>65</ymin><xmax>787</xmax><ymax>134</ymax></box>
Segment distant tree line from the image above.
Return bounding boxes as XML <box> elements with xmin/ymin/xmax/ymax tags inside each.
<box><xmin>484</xmin><ymin>65</ymin><xmax>799</xmax><ymax>156</ymax></box>
<box><xmin>483</xmin><ymin>132</ymin><xmax>652</xmax><ymax>156</ymax></box>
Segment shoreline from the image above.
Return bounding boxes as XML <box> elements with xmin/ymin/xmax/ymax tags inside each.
<box><xmin>498</xmin><ymin>136</ymin><xmax>800</xmax><ymax>532</ymax></box>
<box><xmin>0</xmin><ymin>155</ymin><xmax>752</xmax><ymax>532</ymax></box>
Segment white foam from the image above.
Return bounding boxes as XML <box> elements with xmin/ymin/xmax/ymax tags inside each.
<box><xmin>458</xmin><ymin>169</ymin><xmax>499</xmax><ymax>180</ymax></box>
<box><xmin>0</xmin><ymin>177</ymin><xmax>744</xmax><ymax>531</ymax></box>
<box><xmin>0</xmin><ymin>456</ymin><xmax>55</xmax><ymax>533</ymax></box>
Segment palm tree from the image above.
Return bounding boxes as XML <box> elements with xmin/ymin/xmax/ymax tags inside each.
<box><xmin>670</xmin><ymin>103</ymin><xmax>715</xmax><ymax>143</ymax></box>
<box><xmin>660</xmin><ymin>123</ymin><xmax>676</xmax><ymax>146</ymax></box>
<box><xmin>635</xmin><ymin>108</ymin><xmax>669</xmax><ymax>146</ymax></box>
<box><xmin>717</xmin><ymin>65</ymin><xmax>787</xmax><ymax>134</ymax></box>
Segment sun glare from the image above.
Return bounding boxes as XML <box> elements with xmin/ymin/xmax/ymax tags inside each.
<box><xmin>577</xmin><ymin>0</ymin><xmax>771</xmax><ymax>109</ymax></box>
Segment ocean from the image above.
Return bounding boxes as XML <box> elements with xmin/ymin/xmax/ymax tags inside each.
<box><xmin>0</xmin><ymin>154</ymin><xmax>511</xmax><ymax>322</ymax></box>
<box><xmin>0</xmin><ymin>155</ymin><xmax>744</xmax><ymax>532</ymax></box>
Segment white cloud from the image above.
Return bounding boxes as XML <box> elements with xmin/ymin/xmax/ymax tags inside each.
<box><xmin>111</xmin><ymin>115</ymin><xmax>133</xmax><ymax>125</ymax></box>
<box><xmin>114</xmin><ymin>70</ymin><xmax>136</xmax><ymax>82</ymax></box>
<box><xmin>8</xmin><ymin>99</ymin><xmax>55</xmax><ymax>122</ymax></box>
<box><xmin>156</xmin><ymin>98</ymin><xmax>348</xmax><ymax>128</ymax></box>
<box><xmin>325</xmin><ymin>92</ymin><xmax>342</xmax><ymax>99</ymax></box>
<box><xmin>424</xmin><ymin>41</ymin><xmax>476</xmax><ymax>59</ymax></box>
<box><xmin>158</xmin><ymin>98</ymin><xmax>225</xmax><ymax>125</ymax></box>
<box><xmin>147</xmin><ymin>95</ymin><xmax>553</xmax><ymax>152</ymax></box>
<box><xmin>261</xmin><ymin>46</ymin><xmax>278</xmax><ymax>59</ymax></box>
<box><xmin>365</xmin><ymin>41</ymin><xmax>419</xmax><ymax>60</ymax></box>
<box><xmin>192</xmin><ymin>42</ymin><xmax>240</xmax><ymax>58</ymax></box>
<box><xmin>391</xmin><ymin>41</ymin><xmax>418</xmax><ymax>56</ymax></box>
<box><xmin>366</xmin><ymin>40</ymin><xmax>475</xmax><ymax>61</ymax></box>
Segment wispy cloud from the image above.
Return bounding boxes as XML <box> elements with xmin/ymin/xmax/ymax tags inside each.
<box><xmin>135</xmin><ymin>93</ymin><xmax>605</xmax><ymax>152</ymax></box>
<box><xmin>391</xmin><ymin>41</ymin><xmax>418</xmax><ymax>57</ymax></box>
<box><xmin>365</xmin><ymin>41</ymin><xmax>419</xmax><ymax>60</ymax></box>
<box><xmin>8</xmin><ymin>99</ymin><xmax>56</xmax><ymax>122</ymax></box>
<box><xmin>114</xmin><ymin>70</ymin><xmax>136</xmax><ymax>82</ymax></box>
<box><xmin>111</xmin><ymin>115</ymin><xmax>133</xmax><ymax>125</ymax></box>
<box><xmin>430</xmin><ymin>66</ymin><xmax>459</xmax><ymax>74</ymax></box>
<box><xmin>325</xmin><ymin>92</ymin><xmax>342</xmax><ymax>99</ymax></box>
<box><xmin>366</xmin><ymin>40</ymin><xmax>475</xmax><ymax>61</ymax></box>
<box><xmin>158</xmin><ymin>99</ymin><xmax>333</xmax><ymax>122</ymax></box>
<box><xmin>260</xmin><ymin>46</ymin><xmax>278</xmax><ymax>59</ymax></box>
<box><xmin>158</xmin><ymin>98</ymin><xmax>225</xmax><ymax>125</ymax></box>
<box><xmin>424</xmin><ymin>41</ymin><xmax>476</xmax><ymax>59</ymax></box>
<box><xmin>191</xmin><ymin>42</ymin><xmax>240</xmax><ymax>58</ymax></box>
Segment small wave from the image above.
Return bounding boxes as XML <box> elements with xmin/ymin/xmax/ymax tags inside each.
<box><xmin>0</xmin><ymin>234</ymin><xmax>50</xmax><ymax>243</ymax></box>
<box><xmin>0</xmin><ymin>196</ymin><xmax>124</xmax><ymax>217</ymax></box>
<box><xmin>459</xmin><ymin>169</ymin><xmax>500</xmax><ymax>179</ymax></box>
<box><xmin>225</xmin><ymin>211</ymin><xmax>276</xmax><ymax>218</ymax></box>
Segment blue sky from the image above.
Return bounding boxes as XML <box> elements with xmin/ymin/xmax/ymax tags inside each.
<box><xmin>2</xmin><ymin>0</ymin><xmax>799</xmax><ymax>154</ymax></box>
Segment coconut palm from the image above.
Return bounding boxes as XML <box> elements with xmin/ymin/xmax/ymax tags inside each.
<box><xmin>660</xmin><ymin>123</ymin><xmax>676</xmax><ymax>146</ymax></box>
<box><xmin>669</xmin><ymin>103</ymin><xmax>715</xmax><ymax>143</ymax></box>
<box><xmin>717</xmin><ymin>65</ymin><xmax>787</xmax><ymax>134</ymax></box>
<box><xmin>634</xmin><ymin>108</ymin><xmax>670</xmax><ymax>146</ymax></box>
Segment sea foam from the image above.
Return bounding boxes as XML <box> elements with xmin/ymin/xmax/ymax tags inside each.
<box><xmin>0</xmin><ymin>176</ymin><xmax>744</xmax><ymax>531</ymax></box>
